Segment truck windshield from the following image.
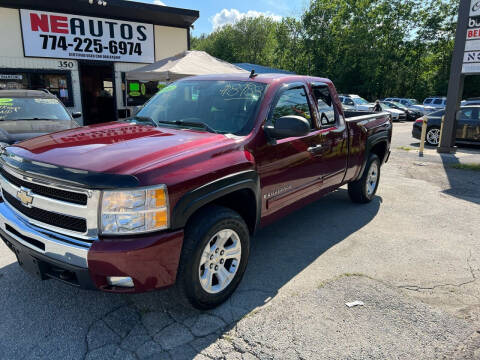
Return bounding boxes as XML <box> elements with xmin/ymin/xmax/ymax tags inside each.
<box><xmin>0</xmin><ymin>97</ymin><xmax>71</xmax><ymax>121</ymax></box>
<box><xmin>137</xmin><ymin>80</ymin><xmax>267</xmax><ymax>135</ymax></box>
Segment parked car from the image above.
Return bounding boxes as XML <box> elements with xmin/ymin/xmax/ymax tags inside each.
<box><xmin>384</xmin><ymin>97</ymin><xmax>435</xmax><ymax>114</ymax></box>
<box><xmin>341</xmin><ymin>103</ymin><xmax>356</xmax><ymax>111</ymax></box>
<box><xmin>423</xmin><ymin>97</ymin><xmax>446</xmax><ymax>110</ymax></box>
<box><xmin>461</xmin><ymin>98</ymin><xmax>480</xmax><ymax>106</ymax></box>
<box><xmin>412</xmin><ymin>106</ymin><xmax>480</xmax><ymax>146</ymax></box>
<box><xmin>0</xmin><ymin>74</ymin><xmax>392</xmax><ymax>309</ymax></box>
<box><xmin>378</xmin><ymin>102</ymin><xmax>406</xmax><ymax>121</ymax></box>
<box><xmin>339</xmin><ymin>94</ymin><xmax>374</xmax><ymax>111</ymax></box>
<box><xmin>0</xmin><ymin>90</ymin><xmax>80</xmax><ymax>146</ymax></box>
<box><xmin>381</xmin><ymin>100</ymin><xmax>423</xmax><ymax>121</ymax></box>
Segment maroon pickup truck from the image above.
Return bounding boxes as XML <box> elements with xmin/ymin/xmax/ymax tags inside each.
<box><xmin>0</xmin><ymin>74</ymin><xmax>391</xmax><ymax>309</ymax></box>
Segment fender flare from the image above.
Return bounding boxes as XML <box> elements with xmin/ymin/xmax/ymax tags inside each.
<box><xmin>171</xmin><ymin>170</ymin><xmax>261</xmax><ymax>231</ymax></box>
<box><xmin>355</xmin><ymin>132</ymin><xmax>389</xmax><ymax>181</ymax></box>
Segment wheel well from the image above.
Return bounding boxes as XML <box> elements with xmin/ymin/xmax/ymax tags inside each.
<box><xmin>370</xmin><ymin>141</ymin><xmax>387</xmax><ymax>163</ymax></box>
<box><xmin>185</xmin><ymin>189</ymin><xmax>257</xmax><ymax>235</ymax></box>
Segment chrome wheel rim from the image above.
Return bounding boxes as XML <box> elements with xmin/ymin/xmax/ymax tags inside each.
<box><xmin>198</xmin><ymin>229</ymin><xmax>242</xmax><ymax>294</ymax></box>
<box><xmin>366</xmin><ymin>162</ymin><xmax>379</xmax><ymax>196</ymax></box>
<box><xmin>426</xmin><ymin>128</ymin><xmax>440</xmax><ymax>145</ymax></box>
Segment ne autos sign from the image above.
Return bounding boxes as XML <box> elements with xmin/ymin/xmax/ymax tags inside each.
<box><xmin>20</xmin><ymin>9</ymin><xmax>155</xmax><ymax>64</ymax></box>
<box><xmin>463</xmin><ymin>0</ymin><xmax>480</xmax><ymax>73</ymax></box>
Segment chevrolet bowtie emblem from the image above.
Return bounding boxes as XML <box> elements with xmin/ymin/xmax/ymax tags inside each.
<box><xmin>17</xmin><ymin>188</ymin><xmax>34</xmax><ymax>208</ymax></box>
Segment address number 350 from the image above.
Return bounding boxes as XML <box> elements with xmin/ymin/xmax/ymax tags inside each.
<box><xmin>58</xmin><ymin>61</ymin><xmax>74</xmax><ymax>69</ymax></box>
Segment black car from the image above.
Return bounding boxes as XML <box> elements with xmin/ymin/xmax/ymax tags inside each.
<box><xmin>381</xmin><ymin>100</ymin><xmax>423</xmax><ymax>121</ymax></box>
<box><xmin>412</xmin><ymin>106</ymin><xmax>480</xmax><ymax>146</ymax></box>
<box><xmin>0</xmin><ymin>90</ymin><xmax>80</xmax><ymax>146</ymax></box>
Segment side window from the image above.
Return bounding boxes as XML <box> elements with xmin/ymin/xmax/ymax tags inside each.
<box><xmin>460</xmin><ymin>109</ymin><xmax>474</xmax><ymax>120</ymax></box>
<box><xmin>424</xmin><ymin>99</ymin><xmax>432</xmax><ymax>104</ymax></box>
<box><xmin>271</xmin><ymin>87</ymin><xmax>313</xmax><ymax>128</ymax></box>
<box><xmin>346</xmin><ymin>98</ymin><xmax>354</xmax><ymax>106</ymax></box>
<box><xmin>313</xmin><ymin>85</ymin><xmax>336</xmax><ymax>126</ymax></box>
<box><xmin>433</xmin><ymin>98</ymin><xmax>443</xmax><ymax>105</ymax></box>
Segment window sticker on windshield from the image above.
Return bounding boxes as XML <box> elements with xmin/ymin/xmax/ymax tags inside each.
<box><xmin>0</xmin><ymin>105</ymin><xmax>20</xmax><ymax>118</ymax></box>
<box><xmin>219</xmin><ymin>83</ymin><xmax>263</xmax><ymax>100</ymax></box>
<box><xmin>34</xmin><ymin>99</ymin><xmax>58</xmax><ymax>104</ymax></box>
<box><xmin>159</xmin><ymin>84</ymin><xmax>177</xmax><ymax>94</ymax></box>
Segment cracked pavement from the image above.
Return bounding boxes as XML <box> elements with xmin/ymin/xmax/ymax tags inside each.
<box><xmin>0</xmin><ymin>122</ymin><xmax>479</xmax><ymax>359</ymax></box>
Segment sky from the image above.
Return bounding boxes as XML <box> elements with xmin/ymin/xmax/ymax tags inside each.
<box><xmin>128</xmin><ymin>0</ymin><xmax>308</xmax><ymax>35</ymax></box>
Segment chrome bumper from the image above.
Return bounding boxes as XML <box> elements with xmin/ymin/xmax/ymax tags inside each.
<box><xmin>0</xmin><ymin>202</ymin><xmax>89</xmax><ymax>268</ymax></box>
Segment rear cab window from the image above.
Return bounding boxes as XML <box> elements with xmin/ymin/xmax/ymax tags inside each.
<box><xmin>311</xmin><ymin>83</ymin><xmax>337</xmax><ymax>127</ymax></box>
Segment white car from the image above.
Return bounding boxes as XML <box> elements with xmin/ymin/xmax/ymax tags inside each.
<box><xmin>423</xmin><ymin>97</ymin><xmax>446</xmax><ymax>110</ymax></box>
<box><xmin>379</xmin><ymin>102</ymin><xmax>406</xmax><ymax>121</ymax></box>
<box><xmin>384</xmin><ymin>97</ymin><xmax>435</xmax><ymax>115</ymax></box>
<box><xmin>339</xmin><ymin>95</ymin><xmax>374</xmax><ymax>111</ymax></box>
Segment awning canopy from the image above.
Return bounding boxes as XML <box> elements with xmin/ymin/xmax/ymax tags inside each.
<box><xmin>126</xmin><ymin>51</ymin><xmax>248</xmax><ymax>82</ymax></box>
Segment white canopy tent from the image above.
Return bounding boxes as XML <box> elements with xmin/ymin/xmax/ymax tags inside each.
<box><xmin>126</xmin><ymin>50</ymin><xmax>248</xmax><ymax>82</ymax></box>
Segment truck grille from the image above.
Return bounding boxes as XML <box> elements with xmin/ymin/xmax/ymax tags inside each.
<box><xmin>0</xmin><ymin>167</ymin><xmax>88</xmax><ymax>205</ymax></box>
<box><xmin>0</xmin><ymin>165</ymin><xmax>100</xmax><ymax>240</ymax></box>
<box><xmin>2</xmin><ymin>191</ymin><xmax>87</xmax><ymax>233</ymax></box>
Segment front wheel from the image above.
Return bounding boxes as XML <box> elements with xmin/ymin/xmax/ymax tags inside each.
<box><xmin>348</xmin><ymin>154</ymin><xmax>381</xmax><ymax>203</ymax></box>
<box><xmin>426</xmin><ymin>127</ymin><xmax>440</xmax><ymax>146</ymax></box>
<box><xmin>176</xmin><ymin>206</ymin><xmax>250</xmax><ymax>309</ymax></box>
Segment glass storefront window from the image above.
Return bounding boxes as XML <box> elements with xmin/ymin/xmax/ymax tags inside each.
<box><xmin>125</xmin><ymin>79</ymin><xmax>165</xmax><ymax>107</ymax></box>
<box><xmin>0</xmin><ymin>70</ymin><xmax>74</xmax><ymax>107</ymax></box>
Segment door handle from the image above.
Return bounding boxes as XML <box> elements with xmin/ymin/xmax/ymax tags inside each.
<box><xmin>308</xmin><ymin>144</ymin><xmax>323</xmax><ymax>154</ymax></box>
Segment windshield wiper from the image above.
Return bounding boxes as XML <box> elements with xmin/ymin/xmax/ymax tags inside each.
<box><xmin>126</xmin><ymin>116</ymin><xmax>158</xmax><ymax>126</ymax></box>
<box><xmin>10</xmin><ymin>118</ymin><xmax>56</xmax><ymax>121</ymax></box>
<box><xmin>156</xmin><ymin>120</ymin><xmax>220</xmax><ymax>134</ymax></box>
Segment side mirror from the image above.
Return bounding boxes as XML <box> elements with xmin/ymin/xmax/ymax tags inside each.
<box><xmin>264</xmin><ymin>115</ymin><xmax>310</xmax><ymax>140</ymax></box>
<box><xmin>72</xmin><ymin>112</ymin><xmax>82</xmax><ymax>119</ymax></box>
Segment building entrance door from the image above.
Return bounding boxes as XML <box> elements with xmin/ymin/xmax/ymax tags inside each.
<box><xmin>79</xmin><ymin>62</ymin><xmax>116</xmax><ymax>125</ymax></box>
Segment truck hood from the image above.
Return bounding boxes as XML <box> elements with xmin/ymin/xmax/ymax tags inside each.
<box><xmin>7</xmin><ymin>122</ymin><xmax>234</xmax><ymax>174</ymax></box>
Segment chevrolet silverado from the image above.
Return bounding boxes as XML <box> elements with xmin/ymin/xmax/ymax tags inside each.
<box><xmin>0</xmin><ymin>74</ymin><xmax>391</xmax><ymax>309</ymax></box>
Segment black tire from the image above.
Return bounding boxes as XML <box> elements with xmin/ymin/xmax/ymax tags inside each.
<box><xmin>175</xmin><ymin>205</ymin><xmax>250</xmax><ymax>310</ymax></box>
<box><xmin>348</xmin><ymin>153</ymin><xmax>381</xmax><ymax>204</ymax></box>
<box><xmin>425</xmin><ymin>126</ymin><xmax>441</xmax><ymax>146</ymax></box>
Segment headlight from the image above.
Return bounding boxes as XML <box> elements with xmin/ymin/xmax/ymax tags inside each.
<box><xmin>100</xmin><ymin>185</ymin><xmax>169</xmax><ymax>235</ymax></box>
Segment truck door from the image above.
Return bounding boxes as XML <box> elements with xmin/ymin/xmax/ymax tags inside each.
<box><xmin>311</xmin><ymin>82</ymin><xmax>349</xmax><ymax>189</ymax></box>
<box><xmin>256</xmin><ymin>84</ymin><xmax>329</xmax><ymax>217</ymax></box>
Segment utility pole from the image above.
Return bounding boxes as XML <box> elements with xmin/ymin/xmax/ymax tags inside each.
<box><xmin>438</xmin><ymin>0</ymin><xmax>471</xmax><ymax>153</ymax></box>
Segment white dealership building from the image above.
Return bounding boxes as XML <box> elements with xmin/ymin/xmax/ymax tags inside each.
<box><xmin>0</xmin><ymin>0</ymin><xmax>198</xmax><ymax>125</ymax></box>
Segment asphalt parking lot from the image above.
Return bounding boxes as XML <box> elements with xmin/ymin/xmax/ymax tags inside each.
<box><xmin>0</xmin><ymin>122</ymin><xmax>479</xmax><ymax>359</ymax></box>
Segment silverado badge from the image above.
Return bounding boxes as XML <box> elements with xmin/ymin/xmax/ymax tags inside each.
<box><xmin>17</xmin><ymin>188</ymin><xmax>34</xmax><ymax>208</ymax></box>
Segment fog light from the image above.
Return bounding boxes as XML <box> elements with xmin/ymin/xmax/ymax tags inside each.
<box><xmin>106</xmin><ymin>276</ymin><xmax>134</xmax><ymax>288</ymax></box>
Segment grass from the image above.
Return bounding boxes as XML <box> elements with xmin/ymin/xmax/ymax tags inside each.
<box><xmin>449</xmin><ymin>163</ymin><xmax>480</xmax><ymax>171</ymax></box>
<box><xmin>397</xmin><ymin>146</ymin><xmax>415</xmax><ymax>151</ymax></box>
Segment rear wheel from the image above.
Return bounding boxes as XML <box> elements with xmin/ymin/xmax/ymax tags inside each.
<box><xmin>348</xmin><ymin>154</ymin><xmax>381</xmax><ymax>204</ymax></box>
<box><xmin>176</xmin><ymin>206</ymin><xmax>250</xmax><ymax>309</ymax></box>
<box><xmin>426</xmin><ymin>127</ymin><xmax>440</xmax><ymax>146</ymax></box>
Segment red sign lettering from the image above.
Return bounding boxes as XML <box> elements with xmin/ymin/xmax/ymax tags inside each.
<box><xmin>50</xmin><ymin>15</ymin><xmax>69</xmax><ymax>34</ymax></box>
<box><xmin>30</xmin><ymin>13</ymin><xmax>49</xmax><ymax>32</ymax></box>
